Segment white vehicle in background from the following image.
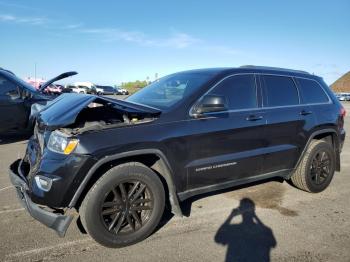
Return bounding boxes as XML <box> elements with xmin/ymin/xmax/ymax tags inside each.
<box><xmin>73</xmin><ymin>82</ymin><xmax>104</xmax><ymax>95</ymax></box>
<box><xmin>115</xmin><ymin>86</ymin><xmax>129</xmax><ymax>95</ymax></box>
<box><xmin>63</xmin><ymin>84</ymin><xmax>87</xmax><ymax>94</ymax></box>
<box><xmin>336</xmin><ymin>93</ymin><xmax>350</xmax><ymax>101</ymax></box>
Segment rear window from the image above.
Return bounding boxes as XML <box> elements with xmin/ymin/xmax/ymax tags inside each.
<box><xmin>262</xmin><ymin>75</ymin><xmax>299</xmax><ymax>107</ymax></box>
<box><xmin>296</xmin><ymin>78</ymin><xmax>329</xmax><ymax>104</ymax></box>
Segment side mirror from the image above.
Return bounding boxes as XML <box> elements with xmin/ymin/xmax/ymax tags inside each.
<box><xmin>193</xmin><ymin>94</ymin><xmax>228</xmax><ymax>116</ymax></box>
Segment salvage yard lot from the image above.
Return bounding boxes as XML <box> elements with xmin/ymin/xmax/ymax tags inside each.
<box><xmin>0</xmin><ymin>103</ymin><xmax>349</xmax><ymax>262</ymax></box>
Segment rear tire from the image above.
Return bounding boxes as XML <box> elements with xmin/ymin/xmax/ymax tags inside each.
<box><xmin>80</xmin><ymin>162</ymin><xmax>165</xmax><ymax>248</ymax></box>
<box><xmin>290</xmin><ymin>140</ymin><xmax>335</xmax><ymax>193</ymax></box>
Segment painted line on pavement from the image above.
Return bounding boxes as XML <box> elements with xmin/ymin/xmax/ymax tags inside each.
<box><xmin>0</xmin><ymin>208</ymin><xmax>25</xmax><ymax>214</ymax></box>
<box><xmin>6</xmin><ymin>238</ymin><xmax>92</xmax><ymax>258</ymax></box>
<box><xmin>0</xmin><ymin>186</ymin><xmax>13</xmax><ymax>192</ymax></box>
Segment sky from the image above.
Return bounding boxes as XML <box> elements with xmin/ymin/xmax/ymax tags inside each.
<box><xmin>0</xmin><ymin>0</ymin><xmax>349</xmax><ymax>85</ymax></box>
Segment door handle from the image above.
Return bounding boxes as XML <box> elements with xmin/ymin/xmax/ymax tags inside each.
<box><xmin>300</xmin><ymin>110</ymin><xmax>312</xmax><ymax>116</ymax></box>
<box><xmin>246</xmin><ymin>115</ymin><xmax>263</xmax><ymax>121</ymax></box>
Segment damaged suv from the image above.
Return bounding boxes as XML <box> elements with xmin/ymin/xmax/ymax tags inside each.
<box><xmin>0</xmin><ymin>70</ymin><xmax>77</xmax><ymax>135</ymax></box>
<box><xmin>9</xmin><ymin>66</ymin><xmax>346</xmax><ymax>247</ymax></box>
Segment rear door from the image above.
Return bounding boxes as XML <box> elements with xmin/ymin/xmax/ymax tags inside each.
<box><xmin>0</xmin><ymin>76</ymin><xmax>28</xmax><ymax>133</ymax></box>
<box><xmin>295</xmin><ymin>77</ymin><xmax>332</xmax><ymax>126</ymax></box>
<box><xmin>260</xmin><ymin>74</ymin><xmax>314</xmax><ymax>174</ymax></box>
<box><xmin>186</xmin><ymin>74</ymin><xmax>266</xmax><ymax>189</ymax></box>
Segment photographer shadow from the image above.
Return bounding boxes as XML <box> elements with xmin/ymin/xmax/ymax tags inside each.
<box><xmin>215</xmin><ymin>198</ymin><xmax>276</xmax><ymax>262</ymax></box>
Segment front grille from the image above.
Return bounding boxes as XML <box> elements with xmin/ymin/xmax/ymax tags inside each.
<box><xmin>25</xmin><ymin>125</ymin><xmax>44</xmax><ymax>182</ymax></box>
<box><xmin>34</xmin><ymin>124</ymin><xmax>44</xmax><ymax>153</ymax></box>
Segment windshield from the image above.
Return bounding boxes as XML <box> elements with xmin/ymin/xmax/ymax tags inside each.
<box><xmin>126</xmin><ymin>72</ymin><xmax>215</xmax><ymax>109</ymax></box>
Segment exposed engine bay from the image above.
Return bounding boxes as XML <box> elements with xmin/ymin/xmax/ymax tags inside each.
<box><xmin>63</xmin><ymin>101</ymin><xmax>157</xmax><ymax>134</ymax></box>
<box><xmin>37</xmin><ymin>94</ymin><xmax>161</xmax><ymax>135</ymax></box>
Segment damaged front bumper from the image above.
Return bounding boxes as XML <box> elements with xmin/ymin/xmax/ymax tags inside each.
<box><xmin>9</xmin><ymin>159</ymin><xmax>73</xmax><ymax>237</ymax></box>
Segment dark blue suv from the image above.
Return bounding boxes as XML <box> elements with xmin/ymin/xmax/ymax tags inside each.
<box><xmin>9</xmin><ymin>66</ymin><xmax>346</xmax><ymax>247</ymax></box>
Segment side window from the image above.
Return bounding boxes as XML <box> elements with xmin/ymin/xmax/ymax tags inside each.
<box><xmin>209</xmin><ymin>74</ymin><xmax>257</xmax><ymax>110</ymax></box>
<box><xmin>296</xmin><ymin>78</ymin><xmax>329</xmax><ymax>104</ymax></box>
<box><xmin>262</xmin><ymin>75</ymin><xmax>299</xmax><ymax>107</ymax></box>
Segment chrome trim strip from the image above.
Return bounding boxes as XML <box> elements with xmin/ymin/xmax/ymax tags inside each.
<box><xmin>189</xmin><ymin>72</ymin><xmax>333</xmax><ymax>117</ymax></box>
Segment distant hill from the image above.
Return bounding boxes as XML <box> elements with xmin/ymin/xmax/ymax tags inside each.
<box><xmin>331</xmin><ymin>71</ymin><xmax>350</xmax><ymax>93</ymax></box>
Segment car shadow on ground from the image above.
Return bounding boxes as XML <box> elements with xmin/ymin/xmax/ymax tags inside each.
<box><xmin>0</xmin><ymin>134</ymin><xmax>29</xmax><ymax>145</ymax></box>
<box><xmin>180</xmin><ymin>177</ymin><xmax>284</xmax><ymax>217</ymax></box>
<box><xmin>154</xmin><ymin>178</ymin><xmax>282</xmax><ymax>245</ymax></box>
<box><xmin>215</xmin><ymin>198</ymin><xmax>277</xmax><ymax>262</ymax></box>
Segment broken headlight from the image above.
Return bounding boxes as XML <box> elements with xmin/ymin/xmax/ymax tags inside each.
<box><xmin>47</xmin><ymin>131</ymin><xmax>79</xmax><ymax>155</ymax></box>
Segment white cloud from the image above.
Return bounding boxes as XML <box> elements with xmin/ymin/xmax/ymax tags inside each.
<box><xmin>0</xmin><ymin>14</ymin><xmax>46</xmax><ymax>25</ymax></box>
<box><xmin>80</xmin><ymin>27</ymin><xmax>243</xmax><ymax>55</ymax></box>
<box><xmin>63</xmin><ymin>23</ymin><xmax>83</xmax><ymax>29</ymax></box>
<box><xmin>81</xmin><ymin>28</ymin><xmax>200</xmax><ymax>49</ymax></box>
<box><xmin>0</xmin><ymin>13</ymin><xmax>242</xmax><ymax>56</ymax></box>
<box><xmin>163</xmin><ymin>33</ymin><xmax>200</xmax><ymax>48</ymax></box>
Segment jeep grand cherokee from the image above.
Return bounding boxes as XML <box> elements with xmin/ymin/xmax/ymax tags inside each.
<box><xmin>9</xmin><ymin>66</ymin><xmax>346</xmax><ymax>247</ymax></box>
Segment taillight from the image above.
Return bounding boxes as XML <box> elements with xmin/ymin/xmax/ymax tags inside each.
<box><xmin>340</xmin><ymin>107</ymin><xmax>347</xmax><ymax>117</ymax></box>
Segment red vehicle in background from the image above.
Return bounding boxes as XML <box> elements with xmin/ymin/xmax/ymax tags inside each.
<box><xmin>26</xmin><ymin>77</ymin><xmax>63</xmax><ymax>95</ymax></box>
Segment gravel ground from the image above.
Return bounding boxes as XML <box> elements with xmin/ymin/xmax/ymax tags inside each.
<box><xmin>0</xmin><ymin>102</ymin><xmax>349</xmax><ymax>262</ymax></box>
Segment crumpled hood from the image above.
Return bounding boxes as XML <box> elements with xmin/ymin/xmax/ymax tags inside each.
<box><xmin>37</xmin><ymin>93</ymin><xmax>161</xmax><ymax>128</ymax></box>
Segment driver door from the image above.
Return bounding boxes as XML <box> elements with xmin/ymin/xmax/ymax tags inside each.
<box><xmin>0</xmin><ymin>76</ymin><xmax>28</xmax><ymax>133</ymax></box>
<box><xmin>185</xmin><ymin>74</ymin><xmax>266</xmax><ymax>190</ymax></box>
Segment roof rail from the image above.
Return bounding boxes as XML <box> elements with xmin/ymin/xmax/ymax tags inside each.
<box><xmin>240</xmin><ymin>65</ymin><xmax>310</xmax><ymax>75</ymax></box>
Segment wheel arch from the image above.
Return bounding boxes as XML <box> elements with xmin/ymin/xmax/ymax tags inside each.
<box><xmin>291</xmin><ymin>128</ymin><xmax>340</xmax><ymax>179</ymax></box>
<box><xmin>69</xmin><ymin>149</ymin><xmax>183</xmax><ymax>216</ymax></box>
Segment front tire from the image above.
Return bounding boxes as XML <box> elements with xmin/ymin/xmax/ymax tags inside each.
<box><xmin>290</xmin><ymin>140</ymin><xmax>336</xmax><ymax>193</ymax></box>
<box><xmin>80</xmin><ymin>162</ymin><xmax>165</xmax><ymax>248</ymax></box>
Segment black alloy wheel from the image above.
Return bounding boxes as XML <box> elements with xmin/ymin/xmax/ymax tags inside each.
<box><xmin>309</xmin><ymin>150</ymin><xmax>331</xmax><ymax>186</ymax></box>
<box><xmin>80</xmin><ymin>162</ymin><xmax>165</xmax><ymax>247</ymax></box>
<box><xmin>291</xmin><ymin>140</ymin><xmax>335</xmax><ymax>193</ymax></box>
<box><xmin>101</xmin><ymin>181</ymin><xmax>154</xmax><ymax>235</ymax></box>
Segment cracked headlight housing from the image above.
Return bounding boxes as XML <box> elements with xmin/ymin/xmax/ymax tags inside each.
<box><xmin>47</xmin><ymin>131</ymin><xmax>79</xmax><ymax>155</ymax></box>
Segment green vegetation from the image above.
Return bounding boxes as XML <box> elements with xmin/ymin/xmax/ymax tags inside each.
<box><xmin>119</xmin><ymin>80</ymin><xmax>149</xmax><ymax>94</ymax></box>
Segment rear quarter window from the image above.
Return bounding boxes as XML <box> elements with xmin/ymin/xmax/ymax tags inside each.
<box><xmin>296</xmin><ymin>78</ymin><xmax>329</xmax><ymax>104</ymax></box>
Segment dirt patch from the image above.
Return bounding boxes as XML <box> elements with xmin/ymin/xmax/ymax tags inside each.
<box><xmin>224</xmin><ymin>181</ymin><xmax>298</xmax><ymax>217</ymax></box>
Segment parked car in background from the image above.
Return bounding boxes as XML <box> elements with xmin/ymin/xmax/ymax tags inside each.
<box><xmin>97</xmin><ymin>85</ymin><xmax>117</xmax><ymax>95</ymax></box>
<box><xmin>74</xmin><ymin>82</ymin><xmax>103</xmax><ymax>95</ymax></box>
<box><xmin>43</xmin><ymin>84</ymin><xmax>63</xmax><ymax>95</ymax></box>
<box><xmin>337</xmin><ymin>93</ymin><xmax>350</xmax><ymax>101</ymax></box>
<box><xmin>115</xmin><ymin>86</ymin><xmax>129</xmax><ymax>95</ymax></box>
<box><xmin>62</xmin><ymin>85</ymin><xmax>87</xmax><ymax>94</ymax></box>
<box><xmin>337</xmin><ymin>94</ymin><xmax>349</xmax><ymax>101</ymax></box>
<box><xmin>8</xmin><ymin>66</ymin><xmax>346</xmax><ymax>247</ymax></box>
<box><xmin>27</xmin><ymin>78</ymin><xmax>63</xmax><ymax>95</ymax></box>
<box><xmin>0</xmin><ymin>70</ymin><xmax>77</xmax><ymax>135</ymax></box>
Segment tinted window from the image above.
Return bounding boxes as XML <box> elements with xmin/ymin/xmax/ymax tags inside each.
<box><xmin>263</xmin><ymin>75</ymin><xmax>299</xmax><ymax>107</ymax></box>
<box><xmin>209</xmin><ymin>74</ymin><xmax>257</xmax><ymax>110</ymax></box>
<box><xmin>0</xmin><ymin>76</ymin><xmax>18</xmax><ymax>96</ymax></box>
<box><xmin>297</xmin><ymin>78</ymin><xmax>329</xmax><ymax>104</ymax></box>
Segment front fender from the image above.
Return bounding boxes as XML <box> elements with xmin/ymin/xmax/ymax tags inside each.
<box><xmin>68</xmin><ymin>149</ymin><xmax>183</xmax><ymax>216</ymax></box>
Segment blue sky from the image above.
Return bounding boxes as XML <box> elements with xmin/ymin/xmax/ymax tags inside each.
<box><xmin>0</xmin><ymin>0</ymin><xmax>349</xmax><ymax>85</ymax></box>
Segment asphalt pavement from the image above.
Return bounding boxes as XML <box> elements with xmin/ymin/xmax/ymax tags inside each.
<box><xmin>0</xmin><ymin>102</ymin><xmax>349</xmax><ymax>262</ymax></box>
